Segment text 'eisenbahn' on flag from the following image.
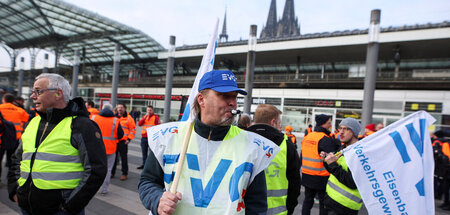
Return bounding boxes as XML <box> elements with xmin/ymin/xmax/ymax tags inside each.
<box><xmin>343</xmin><ymin>111</ymin><xmax>436</xmax><ymax>215</ymax></box>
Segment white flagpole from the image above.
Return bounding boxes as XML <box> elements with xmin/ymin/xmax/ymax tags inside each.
<box><xmin>170</xmin><ymin>18</ymin><xmax>220</xmax><ymax>193</ymax></box>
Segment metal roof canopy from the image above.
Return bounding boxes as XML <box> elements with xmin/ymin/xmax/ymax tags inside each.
<box><xmin>0</xmin><ymin>0</ymin><xmax>165</xmax><ymax>69</ymax></box>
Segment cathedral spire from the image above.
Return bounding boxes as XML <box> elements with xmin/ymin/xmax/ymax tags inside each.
<box><xmin>276</xmin><ymin>0</ymin><xmax>300</xmax><ymax>37</ymax></box>
<box><xmin>260</xmin><ymin>0</ymin><xmax>277</xmax><ymax>38</ymax></box>
<box><xmin>219</xmin><ymin>8</ymin><xmax>228</xmax><ymax>42</ymax></box>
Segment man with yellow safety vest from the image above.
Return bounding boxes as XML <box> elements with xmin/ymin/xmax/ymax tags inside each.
<box><xmin>85</xmin><ymin>100</ymin><xmax>100</xmax><ymax>119</ymax></box>
<box><xmin>301</xmin><ymin>114</ymin><xmax>340</xmax><ymax>215</ymax></box>
<box><xmin>139</xmin><ymin>70</ymin><xmax>277</xmax><ymax>215</ymax></box>
<box><xmin>247</xmin><ymin>104</ymin><xmax>301</xmax><ymax>215</ymax></box>
<box><xmin>284</xmin><ymin>125</ymin><xmax>297</xmax><ymax>148</ymax></box>
<box><xmin>0</xmin><ymin>93</ymin><xmax>29</xmax><ymax>172</ymax></box>
<box><xmin>91</xmin><ymin>103</ymin><xmax>124</xmax><ymax>195</ymax></box>
<box><xmin>321</xmin><ymin>117</ymin><xmax>362</xmax><ymax>215</ymax></box>
<box><xmin>7</xmin><ymin>73</ymin><xmax>107</xmax><ymax>215</ymax></box>
<box><xmin>137</xmin><ymin>105</ymin><xmax>160</xmax><ymax>169</ymax></box>
<box><xmin>112</xmin><ymin>103</ymin><xmax>136</xmax><ymax>181</ymax></box>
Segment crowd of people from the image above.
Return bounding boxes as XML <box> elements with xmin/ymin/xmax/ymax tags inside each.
<box><xmin>0</xmin><ymin>70</ymin><xmax>448</xmax><ymax>215</ymax></box>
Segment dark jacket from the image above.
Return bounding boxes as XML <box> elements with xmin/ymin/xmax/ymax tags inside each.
<box><xmin>7</xmin><ymin>97</ymin><xmax>107</xmax><ymax>215</ymax></box>
<box><xmin>302</xmin><ymin>126</ymin><xmax>340</xmax><ymax>190</ymax></box>
<box><xmin>323</xmin><ymin>154</ymin><xmax>359</xmax><ymax>215</ymax></box>
<box><xmin>0</xmin><ymin>112</ymin><xmax>17</xmax><ymax>150</ymax></box>
<box><xmin>247</xmin><ymin>124</ymin><xmax>301</xmax><ymax>215</ymax></box>
<box><xmin>138</xmin><ymin>117</ymin><xmax>268</xmax><ymax>215</ymax></box>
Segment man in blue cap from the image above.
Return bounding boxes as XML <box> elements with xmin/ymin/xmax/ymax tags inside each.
<box><xmin>139</xmin><ymin>70</ymin><xmax>276</xmax><ymax>215</ymax></box>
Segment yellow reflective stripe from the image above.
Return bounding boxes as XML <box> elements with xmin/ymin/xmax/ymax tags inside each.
<box><xmin>327</xmin><ymin>181</ymin><xmax>362</xmax><ymax>203</ymax></box>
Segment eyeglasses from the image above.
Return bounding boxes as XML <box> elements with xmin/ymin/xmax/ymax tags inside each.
<box><xmin>31</xmin><ymin>88</ymin><xmax>58</xmax><ymax>96</ymax></box>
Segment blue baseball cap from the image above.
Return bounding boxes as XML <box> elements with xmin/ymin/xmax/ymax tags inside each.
<box><xmin>198</xmin><ymin>70</ymin><xmax>247</xmax><ymax>95</ymax></box>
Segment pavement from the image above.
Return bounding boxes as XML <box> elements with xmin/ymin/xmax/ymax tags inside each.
<box><xmin>0</xmin><ymin>126</ymin><xmax>448</xmax><ymax>214</ymax></box>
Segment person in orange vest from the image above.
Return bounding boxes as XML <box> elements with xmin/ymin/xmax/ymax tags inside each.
<box><xmin>85</xmin><ymin>100</ymin><xmax>99</xmax><ymax>118</ymax></box>
<box><xmin>91</xmin><ymin>103</ymin><xmax>124</xmax><ymax>194</ymax></box>
<box><xmin>301</xmin><ymin>114</ymin><xmax>340</xmax><ymax>215</ymax></box>
<box><xmin>304</xmin><ymin>124</ymin><xmax>313</xmax><ymax>137</ymax></box>
<box><xmin>137</xmin><ymin>105</ymin><xmax>160</xmax><ymax>169</ymax></box>
<box><xmin>0</xmin><ymin>93</ymin><xmax>29</xmax><ymax>169</ymax></box>
<box><xmin>111</xmin><ymin>103</ymin><xmax>136</xmax><ymax>181</ymax></box>
<box><xmin>358</xmin><ymin>123</ymin><xmax>375</xmax><ymax>139</ymax></box>
<box><xmin>285</xmin><ymin>125</ymin><xmax>297</xmax><ymax>147</ymax></box>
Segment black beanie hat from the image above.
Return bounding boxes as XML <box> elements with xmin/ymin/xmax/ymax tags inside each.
<box><xmin>315</xmin><ymin>114</ymin><xmax>331</xmax><ymax>126</ymax></box>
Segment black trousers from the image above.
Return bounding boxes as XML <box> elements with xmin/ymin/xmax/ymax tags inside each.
<box><xmin>0</xmin><ymin>147</ymin><xmax>14</xmax><ymax>175</ymax></box>
<box><xmin>302</xmin><ymin>186</ymin><xmax>327</xmax><ymax>215</ymax></box>
<box><xmin>112</xmin><ymin>140</ymin><xmax>128</xmax><ymax>176</ymax></box>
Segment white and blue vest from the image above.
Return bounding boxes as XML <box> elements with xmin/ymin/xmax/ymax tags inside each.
<box><xmin>147</xmin><ymin>122</ymin><xmax>279</xmax><ymax>214</ymax></box>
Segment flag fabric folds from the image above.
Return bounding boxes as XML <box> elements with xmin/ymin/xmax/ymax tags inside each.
<box><xmin>343</xmin><ymin>111</ymin><xmax>435</xmax><ymax>215</ymax></box>
<box><xmin>180</xmin><ymin>18</ymin><xmax>219</xmax><ymax>122</ymax></box>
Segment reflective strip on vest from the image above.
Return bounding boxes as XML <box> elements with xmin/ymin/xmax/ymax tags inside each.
<box><xmin>267</xmin><ymin>189</ymin><xmax>288</xmax><ymax>197</ymax></box>
<box><xmin>22</xmin><ymin>152</ymin><xmax>81</xmax><ymax>163</ymax></box>
<box><xmin>21</xmin><ymin>171</ymin><xmax>83</xmax><ymax>181</ymax></box>
<box><xmin>302</xmin><ymin>156</ymin><xmax>326</xmax><ymax>171</ymax></box>
<box><xmin>326</xmin><ymin>156</ymin><xmax>362</xmax><ymax>210</ymax></box>
<box><xmin>267</xmin><ymin>205</ymin><xmax>288</xmax><ymax>215</ymax></box>
<box><xmin>302</xmin><ymin>165</ymin><xmax>326</xmax><ymax>171</ymax></box>
<box><xmin>327</xmin><ymin>181</ymin><xmax>362</xmax><ymax>203</ymax></box>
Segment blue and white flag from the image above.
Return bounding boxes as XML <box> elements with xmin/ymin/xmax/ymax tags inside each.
<box><xmin>344</xmin><ymin>111</ymin><xmax>435</xmax><ymax>215</ymax></box>
<box><xmin>180</xmin><ymin>19</ymin><xmax>219</xmax><ymax>122</ymax></box>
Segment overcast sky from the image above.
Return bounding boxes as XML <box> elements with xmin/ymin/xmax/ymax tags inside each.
<box><xmin>1</xmin><ymin>0</ymin><xmax>449</xmax><ymax>69</ymax></box>
<box><xmin>66</xmin><ymin>0</ymin><xmax>450</xmax><ymax>46</ymax></box>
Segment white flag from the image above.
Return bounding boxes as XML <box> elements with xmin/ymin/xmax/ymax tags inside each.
<box><xmin>180</xmin><ymin>18</ymin><xmax>219</xmax><ymax>122</ymax></box>
<box><xmin>344</xmin><ymin>111</ymin><xmax>435</xmax><ymax>215</ymax></box>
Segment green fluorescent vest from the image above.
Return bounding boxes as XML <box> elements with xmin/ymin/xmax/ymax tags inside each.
<box><xmin>326</xmin><ymin>155</ymin><xmax>362</xmax><ymax>210</ymax></box>
<box><xmin>18</xmin><ymin>116</ymin><xmax>84</xmax><ymax>189</ymax></box>
<box><xmin>265</xmin><ymin>135</ymin><xmax>288</xmax><ymax>215</ymax></box>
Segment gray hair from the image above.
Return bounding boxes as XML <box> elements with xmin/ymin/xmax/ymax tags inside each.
<box><xmin>102</xmin><ymin>103</ymin><xmax>113</xmax><ymax>111</ymax></box>
<box><xmin>36</xmin><ymin>73</ymin><xmax>71</xmax><ymax>103</ymax></box>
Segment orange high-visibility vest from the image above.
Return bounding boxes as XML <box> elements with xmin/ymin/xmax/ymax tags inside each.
<box><xmin>141</xmin><ymin>115</ymin><xmax>158</xmax><ymax>136</ymax></box>
<box><xmin>442</xmin><ymin>142</ymin><xmax>450</xmax><ymax>162</ymax></box>
<box><xmin>118</xmin><ymin>114</ymin><xmax>136</xmax><ymax>141</ymax></box>
<box><xmin>91</xmin><ymin>115</ymin><xmax>119</xmax><ymax>154</ymax></box>
<box><xmin>87</xmin><ymin>108</ymin><xmax>100</xmax><ymax>119</ymax></box>
<box><xmin>301</xmin><ymin>132</ymin><xmax>330</xmax><ymax>176</ymax></box>
<box><xmin>0</xmin><ymin>103</ymin><xmax>29</xmax><ymax>140</ymax></box>
<box><xmin>287</xmin><ymin>134</ymin><xmax>296</xmax><ymax>145</ymax></box>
